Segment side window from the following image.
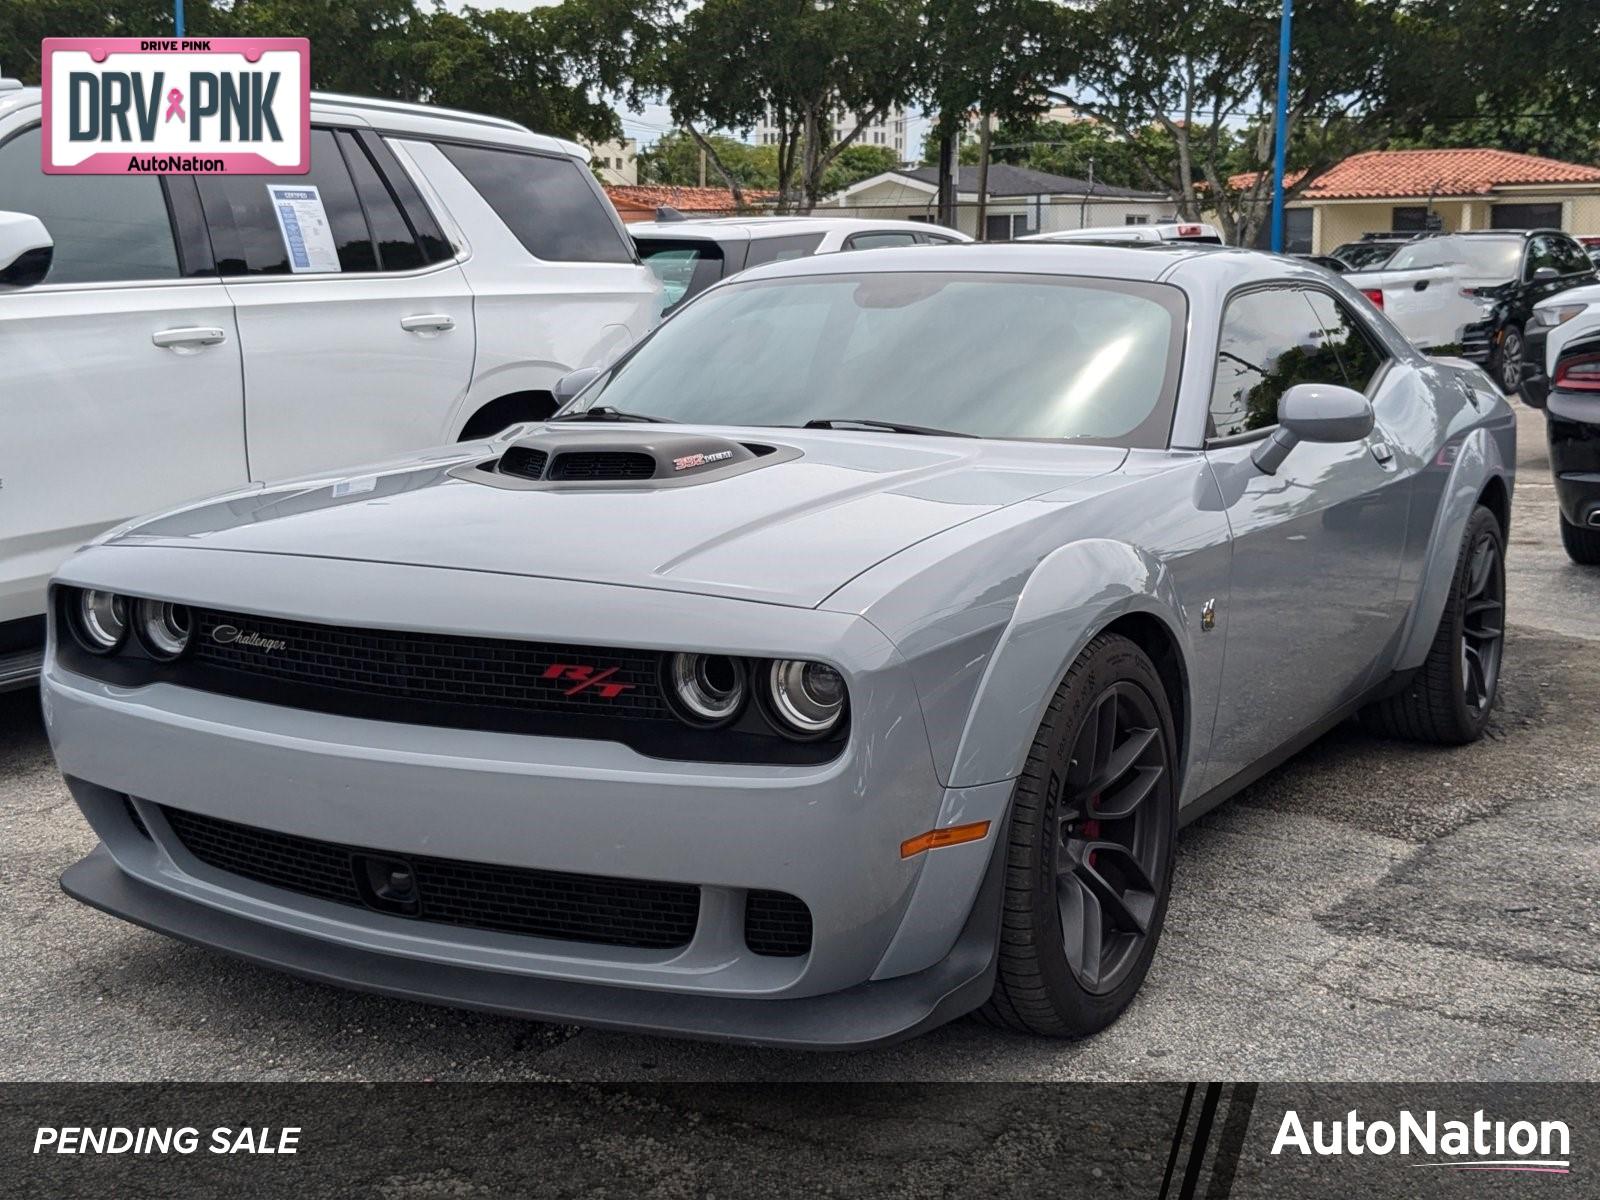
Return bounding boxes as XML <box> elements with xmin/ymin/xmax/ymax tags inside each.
<box><xmin>634</xmin><ymin>238</ymin><xmax>725</xmax><ymax>313</ymax></box>
<box><xmin>1208</xmin><ymin>287</ymin><xmax>1349</xmax><ymax>439</ymax></box>
<box><xmin>0</xmin><ymin>126</ymin><xmax>180</xmax><ymax>284</ymax></box>
<box><xmin>1523</xmin><ymin>235</ymin><xmax>1558</xmax><ymax>281</ymax></box>
<box><xmin>197</xmin><ymin>128</ymin><xmax>377</xmax><ymax>274</ymax></box>
<box><xmin>922</xmin><ymin>232</ymin><xmax>960</xmax><ymax>244</ymax></box>
<box><xmin>336</xmin><ymin>131</ymin><xmax>425</xmax><ymax>272</ymax></box>
<box><xmin>844</xmin><ymin>231</ymin><xmax>919</xmax><ymax>251</ymax></box>
<box><xmin>1550</xmin><ymin>236</ymin><xmax>1591</xmax><ymax>276</ymax></box>
<box><xmin>743</xmin><ymin>233</ymin><xmax>825</xmax><ymax>268</ymax></box>
<box><xmin>1301</xmin><ymin>290</ymin><xmax>1390</xmax><ymax>393</ymax></box>
<box><xmin>436</xmin><ymin>142</ymin><xmax>633</xmax><ymax>264</ymax></box>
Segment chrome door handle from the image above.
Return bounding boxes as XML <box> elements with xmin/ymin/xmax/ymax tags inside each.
<box><xmin>400</xmin><ymin>314</ymin><xmax>455</xmax><ymax>333</ymax></box>
<box><xmin>152</xmin><ymin>326</ymin><xmax>226</xmax><ymax>349</ymax></box>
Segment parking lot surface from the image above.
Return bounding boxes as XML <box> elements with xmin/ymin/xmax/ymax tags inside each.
<box><xmin>3</xmin><ymin>402</ymin><xmax>1596</xmax><ymax>1083</ymax></box>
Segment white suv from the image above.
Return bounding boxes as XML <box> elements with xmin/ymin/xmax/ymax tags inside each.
<box><xmin>0</xmin><ymin>83</ymin><xmax>662</xmax><ymax>687</ymax></box>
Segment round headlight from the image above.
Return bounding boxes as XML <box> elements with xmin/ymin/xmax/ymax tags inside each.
<box><xmin>73</xmin><ymin>589</ymin><xmax>128</xmax><ymax>654</ymax></box>
<box><xmin>135</xmin><ymin>598</ymin><xmax>192</xmax><ymax>660</ymax></box>
<box><xmin>766</xmin><ymin>659</ymin><xmax>846</xmax><ymax>737</ymax></box>
<box><xmin>664</xmin><ymin>652</ymin><xmax>747</xmax><ymax>726</ymax></box>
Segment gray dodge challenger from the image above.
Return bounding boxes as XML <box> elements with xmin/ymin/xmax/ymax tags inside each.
<box><xmin>47</xmin><ymin>243</ymin><xmax>1515</xmax><ymax>1048</ymax></box>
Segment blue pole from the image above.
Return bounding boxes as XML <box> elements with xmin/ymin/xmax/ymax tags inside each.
<box><xmin>1269</xmin><ymin>0</ymin><xmax>1293</xmax><ymax>253</ymax></box>
<box><xmin>175</xmin><ymin>0</ymin><xmax>185</xmax><ymax>37</ymax></box>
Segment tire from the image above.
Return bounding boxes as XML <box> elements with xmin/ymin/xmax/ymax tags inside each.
<box><xmin>1560</xmin><ymin>513</ymin><xmax>1600</xmax><ymax>565</ymax></box>
<box><xmin>1360</xmin><ymin>505</ymin><xmax>1506</xmax><ymax>744</ymax></box>
<box><xmin>1491</xmin><ymin>324</ymin><xmax>1524</xmax><ymax>394</ymax></box>
<box><xmin>979</xmin><ymin>633</ymin><xmax>1178</xmax><ymax>1037</ymax></box>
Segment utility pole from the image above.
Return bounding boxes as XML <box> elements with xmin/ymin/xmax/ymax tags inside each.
<box><xmin>175</xmin><ymin>0</ymin><xmax>185</xmax><ymax>36</ymax></box>
<box><xmin>974</xmin><ymin>111</ymin><xmax>992</xmax><ymax>241</ymax></box>
<box><xmin>698</xmin><ymin>146</ymin><xmax>706</xmax><ymax>188</ymax></box>
<box><xmin>1269</xmin><ymin>0</ymin><xmax>1294</xmax><ymax>253</ymax></box>
<box><xmin>937</xmin><ymin>132</ymin><xmax>955</xmax><ymax>229</ymax></box>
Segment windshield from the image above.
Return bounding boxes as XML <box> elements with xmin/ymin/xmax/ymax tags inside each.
<box><xmin>1385</xmin><ymin>236</ymin><xmax>1522</xmax><ymax>278</ymax></box>
<box><xmin>567</xmin><ymin>271</ymin><xmax>1185</xmax><ymax>445</ymax></box>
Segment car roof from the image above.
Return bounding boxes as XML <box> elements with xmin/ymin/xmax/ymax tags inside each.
<box><xmin>0</xmin><ymin>86</ymin><xmax>586</xmax><ymax>159</ymax></box>
<box><xmin>629</xmin><ymin>216</ymin><xmax>968</xmax><ymax>241</ymax></box>
<box><xmin>727</xmin><ymin>240</ymin><xmax>1227</xmax><ymax>286</ymax></box>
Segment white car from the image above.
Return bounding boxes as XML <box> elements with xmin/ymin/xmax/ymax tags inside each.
<box><xmin>629</xmin><ymin>216</ymin><xmax>969</xmax><ymax>313</ymax></box>
<box><xmin>1020</xmin><ymin>222</ymin><xmax>1224</xmax><ymax>246</ymax></box>
<box><xmin>0</xmin><ymin>82</ymin><xmax>662</xmax><ymax>688</ymax></box>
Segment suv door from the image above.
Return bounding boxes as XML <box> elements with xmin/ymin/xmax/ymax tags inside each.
<box><xmin>0</xmin><ymin>122</ymin><xmax>246</xmax><ymax>637</ymax></box>
<box><xmin>1200</xmin><ymin>285</ymin><xmax>1408</xmax><ymax>788</ymax></box>
<box><xmin>198</xmin><ymin>127</ymin><xmax>474</xmax><ymax>480</ymax></box>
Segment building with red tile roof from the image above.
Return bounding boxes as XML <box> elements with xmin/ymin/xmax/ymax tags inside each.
<box><xmin>604</xmin><ymin>185</ymin><xmax>778</xmax><ymax>223</ymax></box>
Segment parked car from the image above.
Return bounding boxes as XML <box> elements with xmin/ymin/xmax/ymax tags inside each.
<box><xmin>1517</xmin><ymin>283</ymin><xmax>1600</xmax><ymax>562</ymax></box>
<box><xmin>0</xmin><ymin>85</ymin><xmax>661</xmax><ymax>690</ymax></box>
<box><xmin>631</xmin><ymin>216</ymin><xmax>968</xmax><ymax>314</ymax></box>
<box><xmin>1020</xmin><ymin>221</ymin><xmax>1224</xmax><ymax>246</ymax></box>
<box><xmin>1345</xmin><ymin>229</ymin><xmax>1597</xmax><ymax>389</ymax></box>
<box><xmin>1297</xmin><ymin>254</ymin><xmax>1352</xmax><ymax>273</ymax></box>
<box><xmin>1578</xmin><ymin>235</ymin><xmax>1600</xmax><ymax>269</ymax></box>
<box><xmin>1326</xmin><ymin>233</ymin><xmax>1424</xmax><ymax>272</ymax></box>
<box><xmin>49</xmin><ymin>243</ymin><xmax>1514</xmax><ymax>1047</ymax></box>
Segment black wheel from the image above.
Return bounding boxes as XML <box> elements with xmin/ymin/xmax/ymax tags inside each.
<box><xmin>1360</xmin><ymin>505</ymin><xmax>1505</xmax><ymax>744</ymax></box>
<box><xmin>1560</xmin><ymin>513</ymin><xmax>1600</xmax><ymax>565</ymax></box>
<box><xmin>979</xmin><ymin>634</ymin><xmax>1177</xmax><ymax>1037</ymax></box>
<box><xmin>1492</xmin><ymin>324</ymin><xmax>1524</xmax><ymax>393</ymax></box>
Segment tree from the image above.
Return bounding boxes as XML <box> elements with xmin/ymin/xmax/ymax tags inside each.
<box><xmin>647</xmin><ymin>0</ymin><xmax>924</xmax><ymax>212</ymax></box>
<box><xmin>1059</xmin><ymin>0</ymin><xmax>1428</xmax><ymax>247</ymax></box>
<box><xmin>637</xmin><ymin>130</ymin><xmax>778</xmax><ymax>189</ymax></box>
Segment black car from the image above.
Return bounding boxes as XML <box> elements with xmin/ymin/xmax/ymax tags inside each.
<box><xmin>1448</xmin><ymin>230</ymin><xmax>1598</xmax><ymax>389</ymax></box>
<box><xmin>1519</xmin><ymin>319</ymin><xmax>1600</xmax><ymax>564</ymax></box>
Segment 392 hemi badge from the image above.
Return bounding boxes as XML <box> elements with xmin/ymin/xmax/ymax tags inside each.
<box><xmin>673</xmin><ymin>450</ymin><xmax>735</xmax><ymax>472</ymax></box>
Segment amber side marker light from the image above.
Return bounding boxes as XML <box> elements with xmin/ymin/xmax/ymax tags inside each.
<box><xmin>900</xmin><ymin>820</ymin><xmax>992</xmax><ymax>859</ymax></box>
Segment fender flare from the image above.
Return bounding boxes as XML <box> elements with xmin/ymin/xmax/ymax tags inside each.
<box><xmin>1394</xmin><ymin>425</ymin><xmax>1512</xmax><ymax>671</ymax></box>
<box><xmin>945</xmin><ymin>538</ymin><xmax>1196</xmax><ymax>790</ymax></box>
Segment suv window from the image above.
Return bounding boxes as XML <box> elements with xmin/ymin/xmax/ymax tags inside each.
<box><xmin>844</xmin><ymin>231</ymin><xmax>919</xmax><ymax>251</ymax></box>
<box><xmin>1549</xmin><ymin>235</ymin><xmax>1592</xmax><ymax>276</ymax></box>
<box><xmin>0</xmin><ymin>126</ymin><xmax>180</xmax><ymax>284</ymax></box>
<box><xmin>1524</xmin><ymin>235</ymin><xmax>1559</xmax><ymax>280</ymax></box>
<box><xmin>197</xmin><ymin>128</ymin><xmax>381</xmax><ymax>274</ymax></box>
<box><xmin>743</xmin><ymin>233</ymin><xmax>825</xmax><ymax>268</ymax></box>
<box><xmin>634</xmin><ymin>237</ymin><xmax>726</xmax><ymax>313</ymax></box>
<box><xmin>1208</xmin><ymin>287</ymin><xmax>1351</xmax><ymax>439</ymax></box>
<box><xmin>437</xmin><ymin>142</ymin><xmax>633</xmax><ymax>264</ymax></box>
<box><xmin>1301</xmin><ymin>290</ymin><xmax>1390</xmax><ymax>392</ymax></box>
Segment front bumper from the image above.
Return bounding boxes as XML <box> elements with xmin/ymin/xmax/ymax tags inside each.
<box><xmin>46</xmin><ymin>548</ymin><xmax>1015</xmax><ymax>1045</ymax></box>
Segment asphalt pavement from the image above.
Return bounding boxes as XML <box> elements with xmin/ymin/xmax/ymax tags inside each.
<box><xmin>2</xmin><ymin>401</ymin><xmax>1596</xmax><ymax>1083</ymax></box>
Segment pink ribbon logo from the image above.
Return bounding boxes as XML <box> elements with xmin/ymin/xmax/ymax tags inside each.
<box><xmin>164</xmin><ymin>88</ymin><xmax>185</xmax><ymax>123</ymax></box>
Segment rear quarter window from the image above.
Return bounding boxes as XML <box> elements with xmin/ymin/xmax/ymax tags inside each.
<box><xmin>743</xmin><ymin>233</ymin><xmax>825</xmax><ymax>268</ymax></box>
<box><xmin>439</xmin><ymin>142</ymin><xmax>634</xmax><ymax>264</ymax></box>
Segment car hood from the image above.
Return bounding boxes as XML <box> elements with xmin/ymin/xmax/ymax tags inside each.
<box><xmin>109</xmin><ymin>427</ymin><xmax>1128</xmax><ymax>607</ymax></box>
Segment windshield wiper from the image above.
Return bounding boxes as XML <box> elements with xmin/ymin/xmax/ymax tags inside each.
<box><xmin>801</xmin><ymin>417</ymin><xmax>975</xmax><ymax>438</ymax></box>
<box><xmin>551</xmin><ymin>406</ymin><xmax>673</xmax><ymax>424</ymax></box>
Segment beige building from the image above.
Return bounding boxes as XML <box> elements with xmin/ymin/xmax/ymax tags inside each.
<box><xmin>1238</xmin><ymin>149</ymin><xmax>1600</xmax><ymax>254</ymax></box>
<box><xmin>753</xmin><ymin>106</ymin><xmax>909</xmax><ymax>158</ymax></box>
<box><xmin>584</xmin><ymin>137</ymin><xmax>638</xmax><ymax>186</ymax></box>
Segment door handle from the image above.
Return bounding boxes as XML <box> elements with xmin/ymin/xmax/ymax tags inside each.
<box><xmin>152</xmin><ymin>326</ymin><xmax>226</xmax><ymax>349</ymax></box>
<box><xmin>400</xmin><ymin>314</ymin><xmax>455</xmax><ymax>333</ymax></box>
<box><xmin>1370</xmin><ymin>441</ymin><xmax>1395</xmax><ymax>466</ymax></box>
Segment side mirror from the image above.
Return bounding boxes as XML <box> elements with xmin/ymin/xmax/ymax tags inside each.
<box><xmin>552</xmin><ymin>366</ymin><xmax>603</xmax><ymax>407</ymax></box>
<box><xmin>0</xmin><ymin>211</ymin><xmax>53</xmax><ymax>289</ymax></box>
<box><xmin>1252</xmin><ymin>382</ymin><xmax>1375</xmax><ymax>475</ymax></box>
<box><xmin>1531</xmin><ymin>266</ymin><xmax>1560</xmax><ymax>283</ymax></box>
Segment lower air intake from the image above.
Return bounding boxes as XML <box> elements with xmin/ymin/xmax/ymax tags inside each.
<box><xmin>160</xmin><ymin>805</ymin><xmax>702</xmax><ymax>950</ymax></box>
<box><xmin>744</xmin><ymin>889</ymin><xmax>813</xmax><ymax>957</ymax></box>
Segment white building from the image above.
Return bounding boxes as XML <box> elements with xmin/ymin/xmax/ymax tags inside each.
<box><xmin>823</xmin><ymin>164</ymin><xmax>1174</xmax><ymax>241</ymax></box>
<box><xmin>584</xmin><ymin>136</ymin><xmax>638</xmax><ymax>186</ymax></box>
<box><xmin>752</xmin><ymin>106</ymin><xmax>909</xmax><ymax>158</ymax></box>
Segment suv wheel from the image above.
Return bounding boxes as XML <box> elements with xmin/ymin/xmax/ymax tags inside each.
<box><xmin>979</xmin><ymin>633</ymin><xmax>1177</xmax><ymax>1037</ymax></box>
<box><xmin>1493</xmin><ymin>325</ymin><xmax>1524</xmax><ymax>393</ymax></box>
<box><xmin>1360</xmin><ymin>505</ymin><xmax>1505</xmax><ymax>743</ymax></box>
<box><xmin>1560</xmin><ymin>513</ymin><xmax>1600</xmax><ymax>565</ymax></box>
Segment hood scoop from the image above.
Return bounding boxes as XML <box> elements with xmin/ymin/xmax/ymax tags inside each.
<box><xmin>463</xmin><ymin>429</ymin><xmax>800</xmax><ymax>491</ymax></box>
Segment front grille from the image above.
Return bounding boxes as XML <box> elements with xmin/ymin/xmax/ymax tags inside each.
<box><xmin>498</xmin><ymin>446</ymin><xmax>548</xmax><ymax>480</ymax></box>
<box><xmin>161</xmin><ymin>805</ymin><xmax>702</xmax><ymax>949</ymax></box>
<box><xmin>744</xmin><ymin>889</ymin><xmax>813</xmax><ymax>957</ymax></box>
<box><xmin>190</xmin><ymin>608</ymin><xmax>673</xmax><ymax>723</ymax></box>
<box><xmin>547</xmin><ymin>451</ymin><xmax>656</xmax><ymax>481</ymax></box>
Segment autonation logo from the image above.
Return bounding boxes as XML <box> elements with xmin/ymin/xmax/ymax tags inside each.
<box><xmin>1273</xmin><ymin>1108</ymin><xmax>1571</xmax><ymax>1174</ymax></box>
